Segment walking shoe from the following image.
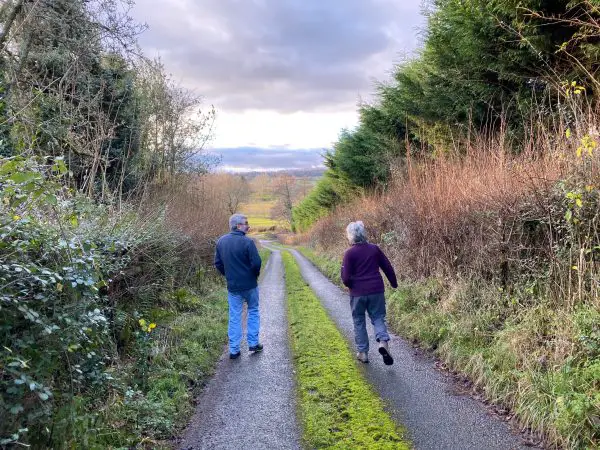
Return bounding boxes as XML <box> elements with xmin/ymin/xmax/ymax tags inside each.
<box><xmin>356</xmin><ymin>352</ymin><xmax>369</xmax><ymax>363</ymax></box>
<box><xmin>378</xmin><ymin>341</ymin><xmax>394</xmax><ymax>366</ymax></box>
<box><xmin>248</xmin><ymin>343</ymin><xmax>263</xmax><ymax>353</ymax></box>
<box><xmin>229</xmin><ymin>351</ymin><xmax>241</xmax><ymax>359</ymax></box>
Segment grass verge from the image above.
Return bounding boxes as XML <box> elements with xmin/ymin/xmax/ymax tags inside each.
<box><xmin>385</xmin><ymin>282</ymin><xmax>600</xmax><ymax>449</ymax></box>
<box><xmin>99</xmin><ymin>250</ymin><xmax>273</xmax><ymax>448</ymax></box>
<box><xmin>258</xmin><ymin>247</ymin><xmax>272</xmax><ymax>268</ymax></box>
<box><xmin>282</xmin><ymin>251</ymin><xmax>409</xmax><ymax>449</ymax></box>
<box><xmin>298</xmin><ymin>247</ymin><xmax>600</xmax><ymax>449</ymax></box>
<box><xmin>89</xmin><ymin>285</ymin><xmax>229</xmax><ymax>449</ymax></box>
<box><xmin>296</xmin><ymin>246</ymin><xmax>341</xmax><ymax>282</ymax></box>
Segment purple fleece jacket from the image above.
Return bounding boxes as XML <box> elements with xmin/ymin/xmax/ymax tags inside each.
<box><xmin>341</xmin><ymin>242</ymin><xmax>398</xmax><ymax>296</ymax></box>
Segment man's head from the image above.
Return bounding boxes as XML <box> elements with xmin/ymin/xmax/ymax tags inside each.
<box><xmin>229</xmin><ymin>213</ymin><xmax>250</xmax><ymax>233</ymax></box>
<box><xmin>346</xmin><ymin>221</ymin><xmax>367</xmax><ymax>244</ymax></box>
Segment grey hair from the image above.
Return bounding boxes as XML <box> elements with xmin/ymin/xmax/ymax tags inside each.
<box><xmin>229</xmin><ymin>213</ymin><xmax>247</xmax><ymax>231</ymax></box>
<box><xmin>346</xmin><ymin>221</ymin><xmax>367</xmax><ymax>244</ymax></box>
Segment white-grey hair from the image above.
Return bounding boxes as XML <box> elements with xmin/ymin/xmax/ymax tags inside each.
<box><xmin>229</xmin><ymin>213</ymin><xmax>248</xmax><ymax>231</ymax></box>
<box><xmin>346</xmin><ymin>221</ymin><xmax>367</xmax><ymax>244</ymax></box>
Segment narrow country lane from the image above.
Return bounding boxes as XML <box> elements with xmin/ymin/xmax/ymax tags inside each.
<box><xmin>179</xmin><ymin>250</ymin><xmax>300</xmax><ymax>450</ymax></box>
<box><xmin>287</xmin><ymin>247</ymin><xmax>531</xmax><ymax>450</ymax></box>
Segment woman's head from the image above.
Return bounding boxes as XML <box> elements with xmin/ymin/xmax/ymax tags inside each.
<box><xmin>346</xmin><ymin>221</ymin><xmax>367</xmax><ymax>244</ymax></box>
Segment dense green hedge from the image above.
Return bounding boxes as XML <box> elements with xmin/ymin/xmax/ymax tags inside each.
<box><xmin>0</xmin><ymin>157</ymin><xmax>228</xmax><ymax>447</ymax></box>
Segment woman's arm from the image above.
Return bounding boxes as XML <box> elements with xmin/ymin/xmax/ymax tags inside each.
<box><xmin>378</xmin><ymin>247</ymin><xmax>398</xmax><ymax>288</ymax></box>
<box><xmin>341</xmin><ymin>250</ymin><xmax>353</xmax><ymax>287</ymax></box>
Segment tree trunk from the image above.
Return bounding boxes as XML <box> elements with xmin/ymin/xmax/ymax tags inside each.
<box><xmin>0</xmin><ymin>0</ymin><xmax>24</xmax><ymax>51</ymax></box>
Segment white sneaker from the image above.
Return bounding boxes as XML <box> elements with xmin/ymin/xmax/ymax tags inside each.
<box><xmin>356</xmin><ymin>351</ymin><xmax>369</xmax><ymax>363</ymax></box>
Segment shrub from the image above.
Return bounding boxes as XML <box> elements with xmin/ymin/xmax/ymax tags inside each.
<box><xmin>0</xmin><ymin>157</ymin><xmax>227</xmax><ymax>447</ymax></box>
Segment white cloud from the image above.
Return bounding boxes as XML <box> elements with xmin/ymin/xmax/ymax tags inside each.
<box><xmin>130</xmin><ymin>0</ymin><xmax>425</xmax><ymax>161</ymax></box>
<box><xmin>210</xmin><ymin>110</ymin><xmax>358</xmax><ymax>148</ymax></box>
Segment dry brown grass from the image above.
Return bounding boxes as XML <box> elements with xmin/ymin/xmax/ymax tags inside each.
<box><xmin>304</xmin><ymin>103</ymin><xmax>600</xmax><ymax>305</ymax></box>
<box><xmin>139</xmin><ymin>174</ymin><xmax>231</xmax><ymax>264</ymax></box>
<box><xmin>298</xmin><ymin>101</ymin><xmax>600</xmax><ymax>450</ymax></box>
<box><xmin>386</xmin><ymin>148</ymin><xmax>562</xmax><ymax>278</ymax></box>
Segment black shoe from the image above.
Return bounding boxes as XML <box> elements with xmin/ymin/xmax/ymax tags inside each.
<box><xmin>229</xmin><ymin>351</ymin><xmax>241</xmax><ymax>359</ymax></box>
<box><xmin>378</xmin><ymin>346</ymin><xmax>394</xmax><ymax>366</ymax></box>
<box><xmin>248</xmin><ymin>343</ymin><xmax>263</xmax><ymax>353</ymax></box>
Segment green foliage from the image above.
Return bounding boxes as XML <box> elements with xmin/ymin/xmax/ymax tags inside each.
<box><xmin>2</xmin><ymin>0</ymin><xmax>147</xmax><ymax>194</ymax></box>
<box><xmin>0</xmin><ymin>73</ymin><xmax>11</xmax><ymax>157</ymax></box>
<box><xmin>0</xmin><ymin>1</ymin><xmax>226</xmax><ymax>446</ymax></box>
<box><xmin>0</xmin><ymin>0</ymin><xmax>214</xmax><ymax>199</ymax></box>
<box><xmin>282</xmin><ymin>252</ymin><xmax>409</xmax><ymax>449</ymax></box>
<box><xmin>101</xmin><ymin>293</ymin><xmax>228</xmax><ymax>447</ymax></box>
<box><xmin>575</xmin><ymin>308</ymin><xmax>600</xmax><ymax>359</ymax></box>
<box><xmin>331</xmin><ymin>129</ymin><xmax>394</xmax><ymax>188</ymax></box>
<box><xmin>0</xmin><ymin>156</ymin><xmax>228</xmax><ymax>447</ymax></box>
<box><xmin>296</xmin><ymin>247</ymin><xmax>341</xmax><ymax>282</ymax></box>
<box><xmin>0</xmin><ymin>157</ymin><xmax>122</xmax><ymax>445</ymax></box>
<box><xmin>96</xmin><ymin>54</ymin><xmax>143</xmax><ymax>192</ymax></box>
<box><xmin>294</xmin><ymin>0</ymin><xmax>600</xmax><ymax>229</ymax></box>
<box><xmin>258</xmin><ymin>247</ymin><xmax>271</xmax><ymax>272</ymax></box>
<box><xmin>396</xmin><ymin>0</ymin><xmax>599</xmax><ymax>138</ymax></box>
<box><xmin>292</xmin><ymin>169</ymin><xmax>358</xmax><ymax>232</ymax></box>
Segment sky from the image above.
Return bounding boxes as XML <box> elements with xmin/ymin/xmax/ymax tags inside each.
<box><xmin>130</xmin><ymin>0</ymin><xmax>426</xmax><ymax>171</ymax></box>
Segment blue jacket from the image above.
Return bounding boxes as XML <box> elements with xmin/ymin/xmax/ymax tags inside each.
<box><xmin>214</xmin><ymin>230</ymin><xmax>262</xmax><ymax>292</ymax></box>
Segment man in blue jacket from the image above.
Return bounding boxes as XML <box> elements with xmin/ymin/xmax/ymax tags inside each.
<box><xmin>214</xmin><ymin>213</ymin><xmax>263</xmax><ymax>359</ymax></box>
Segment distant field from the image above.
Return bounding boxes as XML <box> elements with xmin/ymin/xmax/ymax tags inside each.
<box><xmin>249</xmin><ymin>217</ymin><xmax>280</xmax><ymax>228</ymax></box>
<box><xmin>240</xmin><ymin>200</ymin><xmax>286</xmax><ymax>231</ymax></box>
<box><xmin>241</xmin><ymin>200</ymin><xmax>275</xmax><ymax>216</ymax></box>
<box><xmin>239</xmin><ymin>174</ymin><xmax>320</xmax><ymax>233</ymax></box>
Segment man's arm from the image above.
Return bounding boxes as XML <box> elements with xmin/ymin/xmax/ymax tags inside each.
<box><xmin>214</xmin><ymin>243</ymin><xmax>225</xmax><ymax>276</ymax></box>
<box><xmin>248</xmin><ymin>240</ymin><xmax>262</xmax><ymax>278</ymax></box>
<box><xmin>341</xmin><ymin>251</ymin><xmax>352</xmax><ymax>288</ymax></box>
<box><xmin>378</xmin><ymin>246</ymin><xmax>398</xmax><ymax>288</ymax></box>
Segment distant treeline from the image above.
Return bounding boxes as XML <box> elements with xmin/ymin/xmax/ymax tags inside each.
<box><xmin>238</xmin><ymin>167</ymin><xmax>326</xmax><ymax>180</ymax></box>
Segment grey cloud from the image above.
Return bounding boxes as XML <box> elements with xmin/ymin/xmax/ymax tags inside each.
<box><xmin>210</xmin><ymin>147</ymin><xmax>325</xmax><ymax>171</ymax></box>
<box><xmin>132</xmin><ymin>0</ymin><xmax>424</xmax><ymax>112</ymax></box>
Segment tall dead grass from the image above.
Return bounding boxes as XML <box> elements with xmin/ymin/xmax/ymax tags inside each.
<box><xmin>299</xmin><ymin>102</ymin><xmax>600</xmax><ymax>448</ymax></box>
<box><xmin>137</xmin><ymin>174</ymin><xmax>232</xmax><ymax>272</ymax></box>
<box><xmin>305</xmin><ymin>103</ymin><xmax>600</xmax><ymax>307</ymax></box>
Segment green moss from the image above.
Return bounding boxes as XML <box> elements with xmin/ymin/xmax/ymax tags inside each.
<box><xmin>282</xmin><ymin>252</ymin><xmax>409</xmax><ymax>449</ymax></box>
<box><xmin>258</xmin><ymin>247</ymin><xmax>271</xmax><ymax>270</ymax></box>
<box><xmin>299</xmin><ymin>247</ymin><xmax>600</xmax><ymax>449</ymax></box>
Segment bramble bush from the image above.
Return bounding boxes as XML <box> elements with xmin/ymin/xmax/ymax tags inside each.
<box><xmin>0</xmin><ymin>156</ymin><xmax>225</xmax><ymax>447</ymax></box>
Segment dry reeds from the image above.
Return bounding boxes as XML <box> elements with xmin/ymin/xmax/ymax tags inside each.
<box><xmin>306</xmin><ymin>102</ymin><xmax>600</xmax><ymax>308</ymax></box>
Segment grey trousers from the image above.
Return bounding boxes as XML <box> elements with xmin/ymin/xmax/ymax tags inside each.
<box><xmin>350</xmin><ymin>292</ymin><xmax>390</xmax><ymax>352</ymax></box>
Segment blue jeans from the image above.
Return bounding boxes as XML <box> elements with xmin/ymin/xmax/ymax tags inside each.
<box><xmin>350</xmin><ymin>293</ymin><xmax>389</xmax><ymax>352</ymax></box>
<box><xmin>227</xmin><ymin>287</ymin><xmax>260</xmax><ymax>354</ymax></box>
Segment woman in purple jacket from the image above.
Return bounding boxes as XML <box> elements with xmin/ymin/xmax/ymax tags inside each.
<box><xmin>341</xmin><ymin>221</ymin><xmax>397</xmax><ymax>365</ymax></box>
